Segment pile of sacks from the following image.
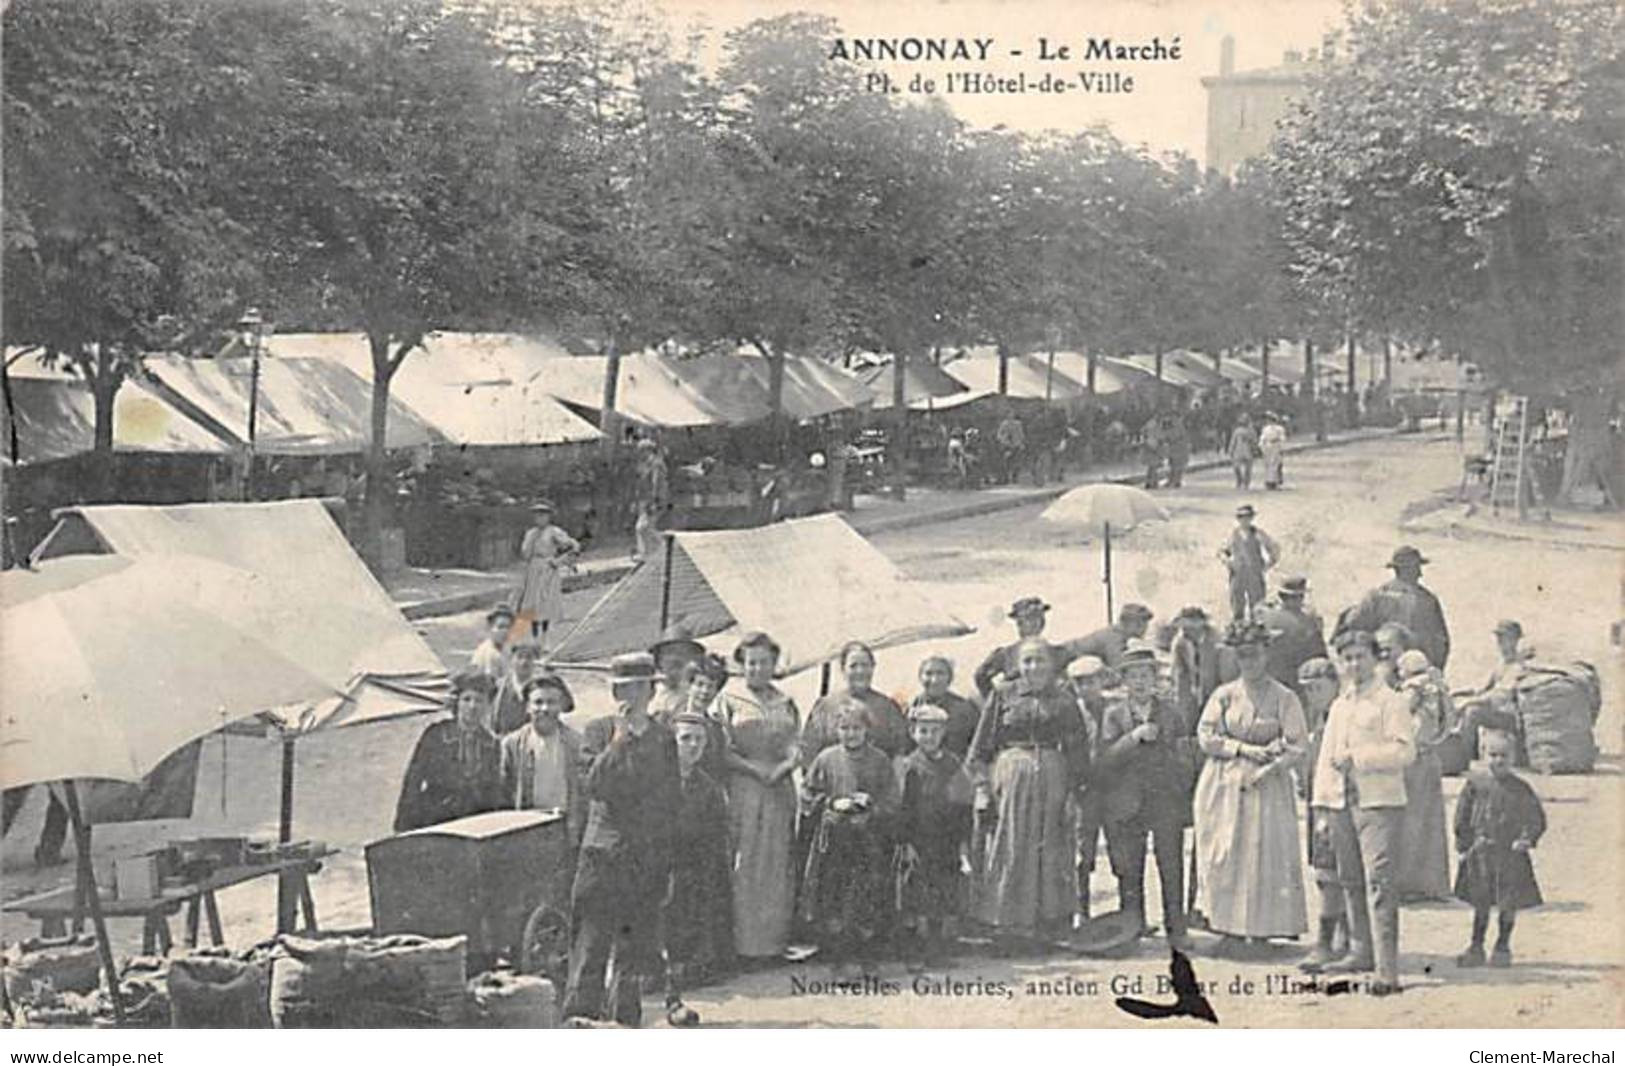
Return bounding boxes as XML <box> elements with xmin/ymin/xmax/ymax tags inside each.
<box><xmin>5</xmin><ymin>944</ymin><xmax>174</xmax><ymax>1029</ymax></box>
<box><xmin>263</xmin><ymin>933</ymin><xmax>469</xmax><ymax>1028</ymax></box>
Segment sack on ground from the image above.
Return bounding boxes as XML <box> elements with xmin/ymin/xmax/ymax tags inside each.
<box><xmin>468</xmin><ymin>971</ymin><xmax>558</xmax><ymax>1028</ymax></box>
<box><xmin>1516</xmin><ymin>660</ymin><xmax>1601</xmax><ymax>774</ymax></box>
<box><xmin>167</xmin><ymin>955</ymin><xmax>272</xmax><ymax>1028</ymax></box>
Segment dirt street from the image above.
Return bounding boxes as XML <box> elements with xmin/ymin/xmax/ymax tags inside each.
<box><xmin>4</xmin><ymin>432</ymin><xmax>1620</xmax><ymax>1027</ymax></box>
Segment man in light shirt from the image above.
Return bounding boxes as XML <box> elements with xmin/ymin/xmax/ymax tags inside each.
<box><xmin>500</xmin><ymin>674</ymin><xmax>584</xmax><ymax>849</ymax></box>
<box><xmin>1311</xmin><ymin>629</ymin><xmax>1416</xmax><ymax>995</ymax></box>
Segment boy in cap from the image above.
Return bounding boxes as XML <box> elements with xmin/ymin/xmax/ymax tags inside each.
<box><xmin>500</xmin><ymin>673</ymin><xmax>585</xmax><ymax>846</ymax></box>
<box><xmin>895</xmin><ymin>703</ymin><xmax>975</xmax><ymax>970</ymax></box>
<box><xmin>563</xmin><ymin>653</ymin><xmax>682</xmax><ymax>1028</ymax></box>
<box><xmin>662</xmin><ymin>711</ymin><xmax>734</xmax><ymax>1024</ymax></box>
<box><xmin>1217</xmin><ymin>504</ymin><xmax>1280</xmax><ymax>622</ymax></box>
<box><xmin>1097</xmin><ymin>642</ymin><xmax>1195</xmax><ymax>950</ymax></box>
<box><xmin>799</xmin><ymin>700</ymin><xmax>902</xmax><ymax>975</ymax></box>
<box><xmin>469</xmin><ymin>605</ymin><xmax>517</xmax><ymax>680</ymax></box>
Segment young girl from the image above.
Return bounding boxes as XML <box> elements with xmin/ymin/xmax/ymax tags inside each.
<box><xmin>799</xmin><ymin>702</ymin><xmax>900</xmax><ymax>974</ymax></box>
<box><xmin>1453</xmin><ymin>730</ymin><xmax>1546</xmax><ymax>968</ymax></box>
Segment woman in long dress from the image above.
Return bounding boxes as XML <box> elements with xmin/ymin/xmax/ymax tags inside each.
<box><xmin>1258</xmin><ymin>415</ymin><xmax>1288</xmax><ymax>489</ymax></box>
<box><xmin>1395</xmin><ymin>649</ymin><xmax>1452</xmax><ymax>900</ymax></box>
<box><xmin>968</xmin><ymin>638</ymin><xmax>1091</xmax><ymax>946</ymax></box>
<box><xmin>515</xmin><ymin>500</ymin><xmax>579</xmax><ymax>645</ymax></box>
<box><xmin>716</xmin><ymin>631</ymin><xmax>801</xmax><ymax>962</ymax></box>
<box><xmin>1193</xmin><ymin>621</ymin><xmax>1309</xmax><ymax>943</ymax></box>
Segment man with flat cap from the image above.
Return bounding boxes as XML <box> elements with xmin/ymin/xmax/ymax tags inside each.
<box><xmin>1218</xmin><ymin>503</ymin><xmax>1280</xmax><ymax>622</ymax></box>
<box><xmin>1255</xmin><ymin>575</ymin><xmax>1328</xmax><ymax>696</ymax></box>
<box><xmin>564</xmin><ymin>652</ymin><xmax>682</xmax><ymax>1028</ymax></box>
<box><xmin>1334</xmin><ymin>545</ymin><xmax>1451</xmax><ymax>669</ymax></box>
<box><xmin>1069</xmin><ymin>602</ymin><xmax>1156</xmax><ymax>672</ymax></box>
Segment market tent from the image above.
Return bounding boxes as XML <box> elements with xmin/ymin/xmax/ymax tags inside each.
<box><xmin>1234</xmin><ymin>347</ymin><xmax>1306</xmax><ymax>384</ymax></box>
<box><xmin>737</xmin><ymin>353</ymin><xmax>875</xmax><ymax>418</ymax></box>
<box><xmin>30</xmin><ymin>499</ymin><xmax>444</xmax><ymax>702</ymax></box>
<box><xmin>528</xmin><ymin>353</ymin><xmax>741</xmax><ymax>427</ymax></box>
<box><xmin>655</xmin><ymin>354</ymin><xmax>777</xmax><ymax>424</ymax></box>
<box><xmin>0</xmin><ymin>374</ymin><xmax>231</xmax><ymax>465</ymax></box>
<box><xmin>267</xmin><ymin>332</ymin><xmax>602</xmax><ymax>448</ymax></box>
<box><xmin>1038</xmin><ymin>352</ymin><xmax>1166</xmax><ymax>396</ymax></box>
<box><xmin>1105</xmin><ymin>353</ymin><xmax>1210</xmax><ymax>390</ymax></box>
<box><xmin>549</xmin><ymin>513</ymin><xmax>972</xmax><ymax>675</ymax></box>
<box><xmin>858</xmin><ymin>359</ymin><xmax>987</xmax><ymax>410</ymax></box>
<box><xmin>940</xmin><ymin>353</ymin><xmax>1089</xmax><ymax>401</ymax></box>
<box><xmin>142</xmin><ymin>354</ymin><xmax>440</xmax><ymax>455</ymax></box>
<box><xmin>1214</xmin><ymin>356</ymin><xmax>1265</xmax><ymax>384</ymax></box>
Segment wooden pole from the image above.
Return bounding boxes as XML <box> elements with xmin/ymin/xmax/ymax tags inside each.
<box><xmin>62</xmin><ymin>781</ymin><xmax>125</xmax><ymax>1024</ymax></box>
<box><xmin>658</xmin><ymin>533</ymin><xmax>675</xmax><ymax>632</ymax></box>
<box><xmin>1102</xmin><ymin>521</ymin><xmax>1114</xmax><ymax>625</ymax></box>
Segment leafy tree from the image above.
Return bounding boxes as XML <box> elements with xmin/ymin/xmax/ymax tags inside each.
<box><xmin>2</xmin><ymin>0</ymin><xmax>254</xmax><ymax>475</ymax></box>
<box><xmin>224</xmin><ymin>0</ymin><xmax>573</xmax><ymax>552</ymax></box>
<box><xmin>1271</xmin><ymin>0</ymin><xmax>1623</xmax><ymax>500</ymax></box>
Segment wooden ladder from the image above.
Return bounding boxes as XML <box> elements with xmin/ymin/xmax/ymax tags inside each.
<box><xmin>1488</xmin><ymin>396</ymin><xmax>1547</xmax><ymax>520</ymax></box>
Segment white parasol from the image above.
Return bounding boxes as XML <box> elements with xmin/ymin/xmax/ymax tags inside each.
<box><xmin>1041</xmin><ymin>483</ymin><xmax>1172</xmax><ymax>623</ymax></box>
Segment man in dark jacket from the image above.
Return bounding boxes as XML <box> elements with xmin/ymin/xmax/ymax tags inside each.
<box><xmin>1335</xmin><ymin>545</ymin><xmax>1451</xmax><ymax>669</ymax></box>
<box><xmin>562</xmin><ymin>653</ymin><xmax>682</xmax><ymax>1028</ymax></box>
<box><xmin>1255</xmin><ymin>575</ymin><xmax>1329</xmax><ymax>695</ymax></box>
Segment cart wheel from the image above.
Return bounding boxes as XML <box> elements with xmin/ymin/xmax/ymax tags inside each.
<box><xmin>519</xmin><ymin>905</ymin><xmax>570</xmax><ymax>984</ymax></box>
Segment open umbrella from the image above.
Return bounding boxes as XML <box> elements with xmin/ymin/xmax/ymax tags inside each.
<box><xmin>1</xmin><ymin>553</ymin><xmax>347</xmax><ymax>1021</ymax></box>
<box><xmin>1041</xmin><ymin>483</ymin><xmax>1171</xmax><ymax>623</ymax></box>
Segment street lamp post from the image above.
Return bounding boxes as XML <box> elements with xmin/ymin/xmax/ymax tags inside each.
<box><xmin>238</xmin><ymin>308</ymin><xmax>270</xmax><ymax>500</ymax></box>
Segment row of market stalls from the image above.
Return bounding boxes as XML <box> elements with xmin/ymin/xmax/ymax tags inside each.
<box><xmin>2</xmin><ymin>336</ymin><xmax>1289</xmax><ymax>567</ymax></box>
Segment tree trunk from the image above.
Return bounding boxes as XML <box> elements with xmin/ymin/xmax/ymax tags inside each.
<box><xmin>1154</xmin><ymin>348</ymin><xmax>1164</xmax><ymax>382</ymax></box>
<box><xmin>1345</xmin><ymin>333</ymin><xmax>1359</xmax><ymax>427</ymax></box>
<box><xmin>1260</xmin><ymin>340</ymin><xmax>1271</xmax><ymax>389</ymax></box>
<box><xmin>1303</xmin><ymin>338</ymin><xmax>1316</xmax><ymax>399</ymax></box>
<box><xmin>1086</xmin><ymin>347</ymin><xmax>1098</xmax><ymax>394</ymax></box>
<box><xmin>600</xmin><ymin>335</ymin><xmax>622</xmax><ymax>458</ymax></box>
<box><xmin>88</xmin><ymin>350</ymin><xmax>120</xmax><ymax>501</ymax></box>
<box><xmin>1383</xmin><ymin>336</ymin><xmax>1393</xmax><ymax>384</ymax></box>
<box><xmin>1559</xmin><ymin>387</ymin><xmax>1619</xmax><ymax>507</ymax></box>
<box><xmin>996</xmin><ymin>342</ymin><xmax>1009</xmax><ymax>396</ymax></box>
<box><xmin>364</xmin><ymin>332</ymin><xmax>397</xmax><ymax>570</ymax></box>
<box><xmin>891</xmin><ymin>349</ymin><xmax>908</xmax><ymax>501</ymax></box>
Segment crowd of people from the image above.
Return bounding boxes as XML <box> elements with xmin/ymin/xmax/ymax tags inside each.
<box><xmin>388</xmin><ymin>532</ymin><xmax>1552</xmax><ymax>1026</ymax></box>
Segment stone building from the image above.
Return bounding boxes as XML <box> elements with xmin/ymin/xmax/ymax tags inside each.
<box><xmin>1200</xmin><ymin>36</ymin><xmax>1314</xmax><ymax>177</ymax></box>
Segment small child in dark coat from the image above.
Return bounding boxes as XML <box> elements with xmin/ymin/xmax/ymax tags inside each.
<box><xmin>800</xmin><ymin>702</ymin><xmax>901</xmax><ymax>974</ymax></box>
<box><xmin>1453</xmin><ymin>730</ymin><xmax>1546</xmax><ymax>968</ymax></box>
<box><xmin>895</xmin><ymin>704</ymin><xmax>974</xmax><ymax>970</ymax></box>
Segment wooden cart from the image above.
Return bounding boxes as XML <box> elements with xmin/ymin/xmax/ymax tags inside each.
<box><xmin>365</xmin><ymin>810</ymin><xmax>572</xmax><ymax>982</ymax></box>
